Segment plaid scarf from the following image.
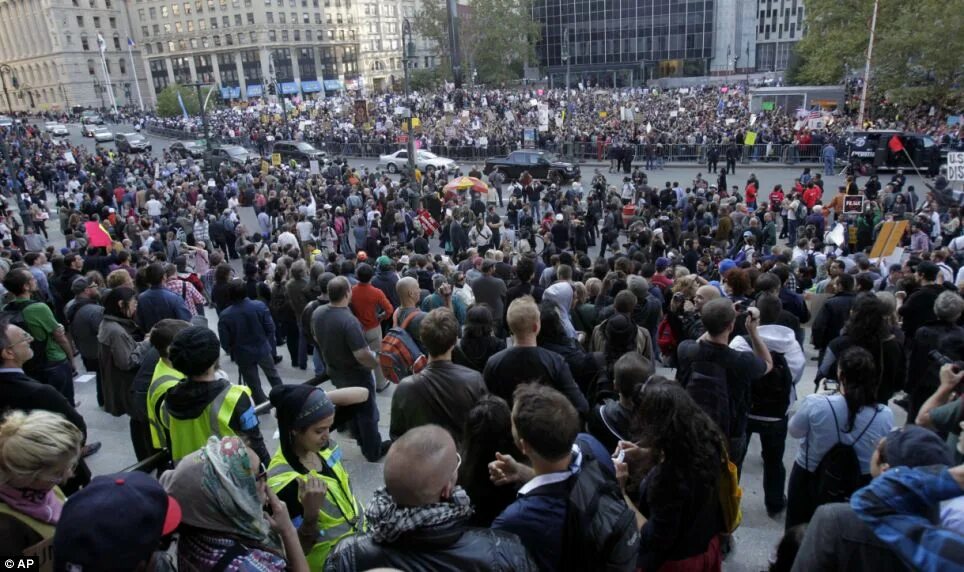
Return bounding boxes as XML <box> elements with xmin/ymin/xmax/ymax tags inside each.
<box><xmin>366</xmin><ymin>486</ymin><xmax>474</xmax><ymax>543</ymax></box>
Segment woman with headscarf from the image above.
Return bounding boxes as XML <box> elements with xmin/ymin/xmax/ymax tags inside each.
<box><xmin>0</xmin><ymin>410</ymin><xmax>83</xmax><ymax>556</ymax></box>
<box><xmin>266</xmin><ymin>384</ymin><xmax>369</xmax><ymax>570</ymax></box>
<box><xmin>161</xmin><ymin>436</ymin><xmax>309</xmax><ymax>572</ymax></box>
<box><xmin>542</xmin><ymin>281</ymin><xmax>580</xmax><ymax>342</ymax></box>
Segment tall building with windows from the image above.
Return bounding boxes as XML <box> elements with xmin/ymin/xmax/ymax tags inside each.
<box><xmin>754</xmin><ymin>0</ymin><xmax>804</xmax><ymax>71</ymax></box>
<box><xmin>0</xmin><ymin>0</ymin><xmax>150</xmax><ymax>112</ymax></box>
<box><xmin>352</xmin><ymin>0</ymin><xmax>410</xmax><ymax>92</ymax></box>
<box><xmin>132</xmin><ymin>0</ymin><xmax>361</xmax><ymax>103</ymax></box>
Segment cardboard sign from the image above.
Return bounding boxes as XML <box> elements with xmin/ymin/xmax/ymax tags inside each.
<box><xmin>309</xmin><ymin>159</ymin><xmax>319</xmax><ymax>174</ymax></box>
<box><xmin>948</xmin><ymin>152</ymin><xmax>964</xmax><ymax>181</ymax></box>
<box><xmin>744</xmin><ymin>131</ymin><xmax>757</xmax><ymax>146</ymax></box>
<box><xmin>261</xmin><ymin>160</ymin><xmax>269</xmax><ymax>174</ymax></box>
<box><xmin>870</xmin><ymin>220</ymin><xmax>909</xmax><ymax>259</ymax></box>
<box><xmin>271</xmin><ymin>153</ymin><xmax>282</xmax><ymax>166</ymax></box>
<box><xmin>843</xmin><ymin>195</ymin><xmax>864</xmax><ymax>214</ymax></box>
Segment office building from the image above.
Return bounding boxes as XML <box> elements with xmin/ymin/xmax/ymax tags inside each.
<box><xmin>754</xmin><ymin>0</ymin><xmax>805</xmax><ymax>71</ymax></box>
<box><xmin>0</xmin><ymin>0</ymin><xmax>150</xmax><ymax>112</ymax></box>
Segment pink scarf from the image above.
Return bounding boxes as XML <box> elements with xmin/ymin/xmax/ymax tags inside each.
<box><xmin>0</xmin><ymin>483</ymin><xmax>63</xmax><ymax>524</ymax></box>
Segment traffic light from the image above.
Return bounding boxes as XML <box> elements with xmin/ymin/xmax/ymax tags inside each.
<box><xmin>268</xmin><ymin>83</ymin><xmax>276</xmax><ymax>96</ymax></box>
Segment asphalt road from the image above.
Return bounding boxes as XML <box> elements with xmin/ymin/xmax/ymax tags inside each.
<box><xmin>45</xmin><ymin>119</ymin><xmax>915</xmax><ymax>571</ymax></box>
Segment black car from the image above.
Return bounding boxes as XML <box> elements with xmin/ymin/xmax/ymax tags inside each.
<box><xmin>272</xmin><ymin>140</ymin><xmax>327</xmax><ymax>166</ymax></box>
<box><xmin>115</xmin><ymin>132</ymin><xmax>152</xmax><ymax>153</ymax></box>
<box><xmin>170</xmin><ymin>140</ymin><xmax>207</xmax><ymax>160</ymax></box>
<box><xmin>483</xmin><ymin>150</ymin><xmax>580</xmax><ymax>184</ymax></box>
<box><xmin>846</xmin><ymin>130</ymin><xmax>942</xmax><ymax>176</ymax></box>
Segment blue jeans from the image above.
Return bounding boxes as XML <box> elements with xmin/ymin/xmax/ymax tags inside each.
<box><xmin>237</xmin><ymin>353</ymin><xmax>284</xmax><ymax>405</ymax></box>
<box><xmin>824</xmin><ymin>158</ymin><xmax>835</xmax><ymax>176</ymax></box>
<box><xmin>311</xmin><ymin>344</ymin><xmax>326</xmax><ymax>377</ymax></box>
<box><xmin>745</xmin><ymin>417</ymin><xmax>788</xmax><ymax>512</ymax></box>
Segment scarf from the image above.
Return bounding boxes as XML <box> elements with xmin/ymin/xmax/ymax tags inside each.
<box><xmin>0</xmin><ymin>483</ymin><xmax>63</xmax><ymax>524</ymax></box>
<box><xmin>365</xmin><ymin>486</ymin><xmax>474</xmax><ymax>544</ymax></box>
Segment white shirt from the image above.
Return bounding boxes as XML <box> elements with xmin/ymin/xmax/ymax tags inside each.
<box><xmin>146</xmin><ymin>198</ymin><xmax>162</xmax><ymax>217</ymax></box>
<box><xmin>518</xmin><ymin>444</ymin><xmax>583</xmax><ymax>495</ymax></box>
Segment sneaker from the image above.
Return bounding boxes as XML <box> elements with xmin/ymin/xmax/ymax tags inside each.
<box><xmin>766</xmin><ymin>496</ymin><xmax>788</xmax><ymax>518</ymax></box>
<box><xmin>82</xmin><ymin>442</ymin><xmax>102</xmax><ymax>458</ymax></box>
<box><xmin>376</xmin><ymin>378</ymin><xmax>391</xmax><ymax>392</ymax></box>
<box><xmin>273</xmin><ymin>355</ymin><xmax>283</xmax><ymax>364</ymax></box>
<box><xmin>378</xmin><ymin>439</ymin><xmax>392</xmax><ymax>459</ymax></box>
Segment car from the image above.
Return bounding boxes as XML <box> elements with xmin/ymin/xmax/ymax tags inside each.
<box><xmin>81</xmin><ymin>123</ymin><xmax>99</xmax><ymax>137</ymax></box>
<box><xmin>44</xmin><ymin>121</ymin><xmax>59</xmax><ymax>132</ymax></box>
<box><xmin>92</xmin><ymin>126</ymin><xmax>114</xmax><ymax>142</ymax></box>
<box><xmin>846</xmin><ymin>130</ymin><xmax>943</xmax><ymax>176</ymax></box>
<box><xmin>378</xmin><ymin>149</ymin><xmax>459</xmax><ymax>174</ymax></box>
<box><xmin>115</xmin><ymin>132</ymin><xmax>152</xmax><ymax>153</ymax></box>
<box><xmin>170</xmin><ymin>140</ymin><xmax>207</xmax><ymax>160</ymax></box>
<box><xmin>50</xmin><ymin>124</ymin><xmax>69</xmax><ymax>137</ymax></box>
<box><xmin>81</xmin><ymin>113</ymin><xmax>104</xmax><ymax>125</ymax></box>
<box><xmin>206</xmin><ymin>145</ymin><xmax>251</xmax><ymax>169</ymax></box>
<box><xmin>271</xmin><ymin>140</ymin><xmax>327</xmax><ymax>166</ymax></box>
<box><xmin>483</xmin><ymin>150</ymin><xmax>580</xmax><ymax>184</ymax></box>
<box><xmin>0</xmin><ymin>116</ymin><xmax>13</xmax><ymax>128</ymax></box>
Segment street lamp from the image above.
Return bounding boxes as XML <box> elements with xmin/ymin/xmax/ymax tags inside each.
<box><xmin>561</xmin><ymin>27</ymin><xmax>570</xmax><ymax>95</ymax></box>
<box><xmin>186</xmin><ymin>81</ymin><xmax>211</xmax><ymax>145</ymax></box>
<box><xmin>268</xmin><ymin>53</ymin><xmax>289</xmax><ymax>129</ymax></box>
<box><xmin>402</xmin><ymin>18</ymin><xmax>416</xmax><ymax>177</ymax></box>
<box><xmin>0</xmin><ymin>65</ymin><xmax>18</xmax><ymax>114</ymax></box>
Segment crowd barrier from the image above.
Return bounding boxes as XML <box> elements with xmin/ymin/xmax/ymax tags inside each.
<box><xmin>145</xmin><ymin>123</ymin><xmax>830</xmax><ymax>166</ymax></box>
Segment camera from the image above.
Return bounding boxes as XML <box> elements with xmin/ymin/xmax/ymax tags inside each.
<box><xmin>928</xmin><ymin>349</ymin><xmax>964</xmax><ymax>371</ymax></box>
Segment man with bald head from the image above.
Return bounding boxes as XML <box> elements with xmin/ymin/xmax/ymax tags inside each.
<box><xmin>325</xmin><ymin>425</ymin><xmax>537</xmax><ymax>571</ymax></box>
<box><xmin>394</xmin><ymin>276</ymin><xmax>426</xmax><ymax>351</ymax></box>
<box><xmin>312</xmin><ymin>275</ymin><xmax>389</xmax><ymax>462</ymax></box>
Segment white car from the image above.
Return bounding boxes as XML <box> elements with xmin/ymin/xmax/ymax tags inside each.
<box><xmin>0</xmin><ymin>116</ymin><xmax>13</xmax><ymax>128</ymax></box>
<box><xmin>378</xmin><ymin>149</ymin><xmax>458</xmax><ymax>174</ymax></box>
<box><xmin>92</xmin><ymin>126</ymin><xmax>114</xmax><ymax>142</ymax></box>
<box><xmin>44</xmin><ymin>121</ymin><xmax>59</xmax><ymax>132</ymax></box>
<box><xmin>50</xmin><ymin>124</ymin><xmax>69</xmax><ymax>137</ymax></box>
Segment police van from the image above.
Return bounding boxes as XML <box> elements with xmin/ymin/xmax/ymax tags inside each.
<box><xmin>846</xmin><ymin>130</ymin><xmax>943</xmax><ymax>176</ymax></box>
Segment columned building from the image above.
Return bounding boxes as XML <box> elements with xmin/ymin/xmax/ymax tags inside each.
<box><xmin>754</xmin><ymin>0</ymin><xmax>804</xmax><ymax>72</ymax></box>
<box><xmin>131</xmin><ymin>0</ymin><xmax>363</xmax><ymax>103</ymax></box>
<box><xmin>0</xmin><ymin>0</ymin><xmax>150</xmax><ymax>112</ymax></box>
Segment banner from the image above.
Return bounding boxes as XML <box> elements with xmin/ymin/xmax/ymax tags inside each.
<box><xmin>271</xmin><ymin>153</ymin><xmax>282</xmax><ymax>166</ymax></box>
<box><xmin>301</xmin><ymin>80</ymin><xmax>321</xmax><ymax>93</ymax></box>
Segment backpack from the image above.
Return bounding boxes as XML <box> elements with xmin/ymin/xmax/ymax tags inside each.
<box><xmin>1</xmin><ymin>300</ymin><xmax>50</xmax><ymax>375</ymax></box>
<box><xmin>656</xmin><ymin>316</ymin><xmax>678</xmax><ymax>356</ymax></box>
<box><xmin>379</xmin><ymin>310</ymin><xmax>428</xmax><ymax>384</ymax></box>
<box><xmin>560</xmin><ymin>446</ymin><xmax>640</xmax><ymax>572</ymax></box>
<box><xmin>749</xmin><ymin>347</ymin><xmax>793</xmax><ymax>419</ymax></box>
<box><xmin>680</xmin><ymin>358</ymin><xmax>731</xmax><ymax>437</ymax></box>
<box><xmin>810</xmin><ymin>397</ymin><xmax>880</xmax><ymax>505</ymax></box>
<box><xmin>796</xmin><ymin>201</ymin><xmax>808</xmax><ymax>220</ymax></box>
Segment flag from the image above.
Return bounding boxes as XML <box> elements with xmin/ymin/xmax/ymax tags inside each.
<box><xmin>808</xmin><ymin>109</ymin><xmax>821</xmax><ymax>119</ymax></box>
<box><xmin>795</xmin><ymin>107</ymin><xmax>809</xmax><ymax>119</ymax></box>
<box><xmin>127</xmin><ymin>37</ymin><xmax>135</xmax><ymax>48</ymax></box>
<box><xmin>888</xmin><ymin>134</ymin><xmax>904</xmax><ymax>153</ymax></box>
<box><xmin>97</xmin><ymin>33</ymin><xmax>107</xmax><ymax>54</ymax></box>
<box><xmin>84</xmin><ymin>221</ymin><xmax>113</xmax><ymax>248</ymax></box>
<box><xmin>176</xmin><ymin>90</ymin><xmax>189</xmax><ymax>120</ymax></box>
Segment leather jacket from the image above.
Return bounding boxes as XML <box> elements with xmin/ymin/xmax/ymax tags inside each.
<box><xmin>389</xmin><ymin>361</ymin><xmax>485</xmax><ymax>444</ymax></box>
<box><xmin>324</xmin><ymin>524</ymin><xmax>538</xmax><ymax>572</ymax></box>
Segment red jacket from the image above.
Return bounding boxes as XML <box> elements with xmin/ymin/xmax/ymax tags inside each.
<box><xmin>803</xmin><ymin>187</ymin><xmax>822</xmax><ymax>209</ymax></box>
<box><xmin>350</xmin><ymin>283</ymin><xmax>394</xmax><ymax>331</ymax></box>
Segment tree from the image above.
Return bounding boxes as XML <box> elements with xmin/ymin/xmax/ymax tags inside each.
<box><xmin>414</xmin><ymin>0</ymin><xmax>540</xmax><ymax>85</ymax></box>
<box><xmin>793</xmin><ymin>0</ymin><xmax>964</xmax><ymax>109</ymax></box>
<box><xmin>155</xmin><ymin>83</ymin><xmax>218</xmax><ymax>118</ymax></box>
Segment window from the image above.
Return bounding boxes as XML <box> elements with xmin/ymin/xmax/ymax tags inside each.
<box><xmin>184</xmin><ymin>2</ymin><xmax>192</xmax><ymax>14</ymax></box>
<box><xmin>279</xmin><ymin>12</ymin><xmax>285</xmax><ymax>23</ymax></box>
<box><xmin>160</xmin><ymin>6</ymin><xmax>168</xmax><ymax>17</ymax></box>
<box><xmin>156</xmin><ymin>41</ymin><xmax>163</xmax><ymax>52</ymax></box>
<box><xmin>326</xmin><ymin>13</ymin><xmax>331</xmax><ymax>23</ymax></box>
<box><xmin>198</xmin><ymin>19</ymin><xmax>205</xmax><ymax>29</ymax></box>
<box><xmin>314</xmin><ymin>13</ymin><xmax>320</xmax><ymax>23</ymax></box>
<box><xmin>163</xmin><ymin>23</ymin><xmax>171</xmax><ymax>33</ymax></box>
<box><xmin>244</xmin><ymin>0</ymin><xmax>251</xmax><ymax>6</ymax></box>
<box><xmin>77</xmin><ymin>15</ymin><xmax>84</xmax><ymax>27</ymax></box>
<box><xmin>196</xmin><ymin>0</ymin><xmax>203</xmax><ymax>12</ymax></box>
<box><xmin>302</xmin><ymin>12</ymin><xmax>309</xmax><ymax>23</ymax></box>
<box><xmin>293</xmin><ymin>29</ymin><xmax>299</xmax><ymax>40</ymax></box>
<box><xmin>327</xmin><ymin>29</ymin><xmax>334</xmax><ymax>39</ymax></box>
<box><xmin>119</xmin><ymin>58</ymin><xmax>126</xmax><ymax>74</ymax></box>
<box><xmin>269</xmin><ymin>30</ymin><xmax>276</xmax><ymax>40</ymax></box>
<box><xmin>210</xmin><ymin>17</ymin><xmax>217</xmax><ymax>28</ymax></box>
<box><xmin>225</xmin><ymin>33</ymin><xmax>233</xmax><ymax>45</ymax></box>
<box><xmin>168</xmin><ymin>40</ymin><xmax>175</xmax><ymax>51</ymax></box>
<box><xmin>266</xmin><ymin>12</ymin><xmax>273</xmax><ymax>22</ymax></box>
<box><xmin>336</xmin><ymin>12</ymin><xmax>342</xmax><ymax>23</ymax></box>
<box><xmin>222</xmin><ymin>15</ymin><xmax>230</xmax><ymax>27</ymax></box>
<box><xmin>113</xmin><ymin>36</ymin><xmax>120</xmax><ymax>49</ymax></box>
<box><xmin>145</xmin><ymin>43</ymin><xmax>152</xmax><ymax>54</ymax></box>
<box><xmin>187</xmin><ymin>20</ymin><xmax>194</xmax><ymax>31</ymax></box>
<box><xmin>87</xmin><ymin>59</ymin><xmax>96</xmax><ymax>75</ymax></box>
<box><xmin>312</xmin><ymin>0</ymin><xmax>317</xmax><ymax>6</ymax></box>
<box><xmin>174</xmin><ymin>22</ymin><xmax>182</xmax><ymax>32</ymax></box>
<box><xmin>81</xmin><ymin>35</ymin><xmax>90</xmax><ymax>50</ymax></box>
<box><xmin>250</xmin><ymin>31</ymin><xmax>257</xmax><ymax>41</ymax></box>
<box><xmin>246</xmin><ymin>12</ymin><xmax>254</xmax><ymax>24</ymax></box>
<box><xmin>213</xmin><ymin>35</ymin><xmax>221</xmax><ymax>46</ymax></box>
<box><xmin>202</xmin><ymin>36</ymin><xmax>209</xmax><ymax>47</ymax></box>
<box><xmin>141</xmin><ymin>25</ymin><xmax>149</xmax><ymax>37</ymax></box>
<box><xmin>153</xmin><ymin>23</ymin><xmax>159</xmax><ymax>34</ymax></box>
<box><xmin>281</xmin><ymin>29</ymin><xmax>288</xmax><ymax>41</ymax></box>
<box><xmin>105</xmin><ymin>0</ymin><xmax>111</xmax><ymax>8</ymax></box>
<box><xmin>234</xmin><ymin>14</ymin><xmax>241</xmax><ymax>25</ymax></box>
<box><xmin>237</xmin><ymin>32</ymin><xmax>244</xmax><ymax>44</ymax></box>
<box><xmin>219</xmin><ymin>0</ymin><xmax>226</xmax><ymax>9</ymax></box>
<box><xmin>190</xmin><ymin>37</ymin><xmax>198</xmax><ymax>48</ymax></box>
<box><xmin>171</xmin><ymin>3</ymin><xmax>179</xmax><ymax>15</ymax></box>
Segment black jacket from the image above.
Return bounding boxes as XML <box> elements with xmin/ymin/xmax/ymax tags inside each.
<box><xmin>389</xmin><ymin>361</ymin><xmax>486</xmax><ymax>443</ymax></box>
<box><xmin>324</xmin><ymin>523</ymin><xmax>538</xmax><ymax>572</ymax></box>
<box><xmin>0</xmin><ymin>369</ymin><xmax>86</xmax><ymax>437</ymax></box>
<box><xmin>811</xmin><ymin>291</ymin><xmax>856</xmax><ymax>350</ymax></box>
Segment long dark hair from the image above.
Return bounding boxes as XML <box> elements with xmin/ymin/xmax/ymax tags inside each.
<box><xmin>458</xmin><ymin>395</ymin><xmax>520</xmax><ymax>498</ymax></box>
<box><xmin>463</xmin><ymin>304</ymin><xmax>494</xmax><ymax>339</ymax></box>
<box><xmin>837</xmin><ymin>346</ymin><xmax>880</xmax><ymax>432</ymax></box>
<box><xmin>844</xmin><ymin>294</ymin><xmax>888</xmax><ymax>349</ymax></box>
<box><xmin>537</xmin><ymin>303</ymin><xmax>568</xmax><ymax>346</ymax></box>
<box><xmin>102</xmin><ymin>286</ymin><xmax>137</xmax><ymax>319</ymax></box>
<box><xmin>631</xmin><ymin>379</ymin><xmax>722</xmax><ymax>496</ymax></box>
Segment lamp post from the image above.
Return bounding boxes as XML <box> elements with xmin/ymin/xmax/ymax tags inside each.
<box><xmin>561</xmin><ymin>27</ymin><xmax>570</xmax><ymax>95</ymax></box>
<box><xmin>268</xmin><ymin>52</ymin><xmax>288</xmax><ymax>129</ymax></box>
<box><xmin>402</xmin><ymin>18</ymin><xmax>416</xmax><ymax>177</ymax></box>
<box><xmin>186</xmin><ymin>81</ymin><xmax>211</xmax><ymax>145</ymax></box>
<box><xmin>0</xmin><ymin>65</ymin><xmax>17</xmax><ymax>114</ymax></box>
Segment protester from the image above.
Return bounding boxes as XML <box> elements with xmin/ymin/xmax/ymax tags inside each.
<box><xmin>218</xmin><ymin>278</ymin><xmax>284</xmax><ymax>405</ymax></box>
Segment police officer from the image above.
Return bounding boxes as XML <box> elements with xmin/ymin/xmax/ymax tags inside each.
<box><xmin>267</xmin><ymin>384</ymin><xmax>368</xmax><ymax>569</ymax></box>
<box><xmin>159</xmin><ymin>326</ymin><xmax>269</xmax><ymax>463</ymax></box>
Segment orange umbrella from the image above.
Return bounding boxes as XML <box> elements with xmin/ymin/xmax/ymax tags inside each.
<box><xmin>443</xmin><ymin>176</ymin><xmax>489</xmax><ymax>195</ymax></box>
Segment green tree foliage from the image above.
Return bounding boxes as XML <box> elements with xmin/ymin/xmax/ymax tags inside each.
<box><xmin>155</xmin><ymin>84</ymin><xmax>217</xmax><ymax>118</ymax></box>
<box><xmin>414</xmin><ymin>0</ymin><xmax>540</xmax><ymax>85</ymax></box>
<box><xmin>794</xmin><ymin>0</ymin><xmax>964</xmax><ymax>108</ymax></box>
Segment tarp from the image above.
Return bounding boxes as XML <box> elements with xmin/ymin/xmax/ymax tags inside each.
<box><xmin>301</xmin><ymin>80</ymin><xmax>321</xmax><ymax>93</ymax></box>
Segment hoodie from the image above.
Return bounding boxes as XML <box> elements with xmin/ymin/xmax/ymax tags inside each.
<box><xmin>729</xmin><ymin>324</ymin><xmax>806</xmax><ymax>417</ymax></box>
<box><xmin>163</xmin><ymin>377</ymin><xmax>269</xmax><ymax>463</ymax></box>
<box><xmin>543</xmin><ymin>282</ymin><xmax>578</xmax><ymax>339</ymax></box>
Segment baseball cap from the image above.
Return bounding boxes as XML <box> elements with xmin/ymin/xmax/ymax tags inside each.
<box><xmin>743</xmin><ymin>230</ymin><xmax>753</xmax><ymax>238</ymax></box>
<box><xmin>655</xmin><ymin>257</ymin><xmax>670</xmax><ymax>271</ymax></box>
<box><xmin>719</xmin><ymin>258</ymin><xmax>737</xmax><ymax>274</ymax></box>
<box><xmin>376</xmin><ymin>255</ymin><xmax>393</xmax><ymax>270</ymax></box>
<box><xmin>54</xmin><ymin>472</ymin><xmax>181</xmax><ymax>571</ymax></box>
<box><xmin>70</xmin><ymin>276</ymin><xmax>92</xmax><ymax>294</ymax></box>
<box><xmin>884</xmin><ymin>425</ymin><xmax>952</xmax><ymax>468</ymax></box>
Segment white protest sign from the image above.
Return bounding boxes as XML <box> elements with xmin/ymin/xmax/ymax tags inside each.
<box><xmin>64</xmin><ymin>151</ymin><xmax>75</xmax><ymax>164</ymax></box>
<box><xmin>948</xmin><ymin>152</ymin><xmax>964</xmax><ymax>181</ymax></box>
<box><xmin>309</xmin><ymin>160</ymin><xmax>320</xmax><ymax>175</ymax></box>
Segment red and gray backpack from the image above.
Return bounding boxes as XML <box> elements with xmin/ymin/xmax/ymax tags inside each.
<box><xmin>379</xmin><ymin>310</ymin><xmax>428</xmax><ymax>383</ymax></box>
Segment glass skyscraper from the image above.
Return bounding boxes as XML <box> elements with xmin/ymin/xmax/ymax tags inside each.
<box><xmin>533</xmin><ymin>0</ymin><xmax>715</xmax><ymax>87</ymax></box>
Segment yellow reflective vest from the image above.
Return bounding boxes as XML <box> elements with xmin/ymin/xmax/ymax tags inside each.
<box><xmin>160</xmin><ymin>382</ymin><xmax>251</xmax><ymax>462</ymax></box>
<box><xmin>267</xmin><ymin>443</ymin><xmax>364</xmax><ymax>570</ymax></box>
<box><xmin>146</xmin><ymin>360</ymin><xmax>183</xmax><ymax>449</ymax></box>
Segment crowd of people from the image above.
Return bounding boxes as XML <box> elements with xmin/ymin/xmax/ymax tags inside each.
<box><xmin>1</xmin><ymin>86</ymin><xmax>964</xmax><ymax>572</ymax></box>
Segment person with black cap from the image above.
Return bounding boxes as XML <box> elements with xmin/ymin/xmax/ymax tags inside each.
<box><xmin>52</xmin><ymin>471</ymin><xmax>182</xmax><ymax>571</ymax></box>
<box><xmin>266</xmin><ymin>384</ymin><xmax>369</xmax><ymax>569</ymax></box>
<box><xmin>218</xmin><ymin>279</ymin><xmax>284</xmax><ymax>405</ymax></box>
<box><xmin>159</xmin><ymin>326</ymin><xmax>270</xmax><ymax>464</ymax></box>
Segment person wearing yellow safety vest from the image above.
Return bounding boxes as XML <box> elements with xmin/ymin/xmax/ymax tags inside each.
<box><xmin>266</xmin><ymin>383</ymin><xmax>369</xmax><ymax>570</ymax></box>
<box><xmin>140</xmin><ymin>319</ymin><xmax>191</xmax><ymax>450</ymax></box>
<box><xmin>160</xmin><ymin>326</ymin><xmax>270</xmax><ymax>463</ymax></box>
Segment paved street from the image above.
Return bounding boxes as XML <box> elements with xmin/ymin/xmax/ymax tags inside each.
<box><xmin>50</xmin><ymin>120</ymin><xmax>917</xmax><ymax>571</ymax></box>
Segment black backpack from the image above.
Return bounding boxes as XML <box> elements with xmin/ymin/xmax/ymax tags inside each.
<box><xmin>810</xmin><ymin>397</ymin><xmax>880</xmax><ymax>505</ymax></box>
<box><xmin>680</xmin><ymin>358</ymin><xmax>732</xmax><ymax>437</ymax></box>
<box><xmin>560</xmin><ymin>445</ymin><xmax>640</xmax><ymax>572</ymax></box>
<box><xmin>2</xmin><ymin>300</ymin><xmax>50</xmax><ymax>375</ymax></box>
<box><xmin>748</xmin><ymin>345</ymin><xmax>793</xmax><ymax>419</ymax></box>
